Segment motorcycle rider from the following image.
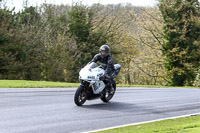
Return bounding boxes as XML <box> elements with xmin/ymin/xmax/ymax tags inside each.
<box><xmin>90</xmin><ymin>45</ymin><xmax>115</xmax><ymax>94</ymax></box>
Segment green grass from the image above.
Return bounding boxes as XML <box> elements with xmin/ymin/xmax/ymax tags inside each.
<box><xmin>0</xmin><ymin>80</ymin><xmax>79</xmax><ymax>88</ymax></box>
<box><xmin>117</xmin><ymin>84</ymin><xmax>198</xmax><ymax>88</ymax></box>
<box><xmin>117</xmin><ymin>84</ymin><xmax>166</xmax><ymax>88</ymax></box>
<box><xmin>0</xmin><ymin>80</ymin><xmax>198</xmax><ymax>88</ymax></box>
<box><xmin>93</xmin><ymin>115</ymin><xmax>200</xmax><ymax>133</ymax></box>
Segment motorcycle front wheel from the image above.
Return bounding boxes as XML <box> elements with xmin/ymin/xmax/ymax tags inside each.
<box><xmin>74</xmin><ymin>86</ymin><xmax>87</xmax><ymax>106</ymax></box>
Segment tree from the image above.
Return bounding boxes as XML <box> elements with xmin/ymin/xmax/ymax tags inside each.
<box><xmin>16</xmin><ymin>6</ymin><xmax>41</xmax><ymax>25</ymax></box>
<box><xmin>67</xmin><ymin>3</ymin><xmax>115</xmax><ymax>82</ymax></box>
<box><xmin>115</xmin><ymin>33</ymin><xmax>139</xmax><ymax>84</ymax></box>
<box><xmin>159</xmin><ymin>0</ymin><xmax>200</xmax><ymax>86</ymax></box>
<box><xmin>193</xmin><ymin>67</ymin><xmax>200</xmax><ymax>87</ymax></box>
<box><xmin>0</xmin><ymin>8</ymin><xmax>28</xmax><ymax>79</ymax></box>
<box><xmin>121</xmin><ymin>6</ymin><xmax>167</xmax><ymax>85</ymax></box>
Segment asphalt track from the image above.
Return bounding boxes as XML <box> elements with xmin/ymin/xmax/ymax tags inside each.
<box><xmin>0</xmin><ymin>87</ymin><xmax>200</xmax><ymax>133</ymax></box>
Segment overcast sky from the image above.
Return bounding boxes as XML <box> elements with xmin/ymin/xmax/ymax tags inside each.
<box><xmin>3</xmin><ymin>0</ymin><xmax>158</xmax><ymax>12</ymax></box>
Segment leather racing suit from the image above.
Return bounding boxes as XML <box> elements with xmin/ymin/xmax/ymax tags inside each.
<box><xmin>90</xmin><ymin>53</ymin><xmax>114</xmax><ymax>81</ymax></box>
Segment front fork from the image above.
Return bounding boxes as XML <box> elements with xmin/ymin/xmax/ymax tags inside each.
<box><xmin>79</xmin><ymin>80</ymin><xmax>93</xmax><ymax>97</ymax></box>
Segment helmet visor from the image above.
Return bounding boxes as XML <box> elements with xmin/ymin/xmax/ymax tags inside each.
<box><xmin>101</xmin><ymin>50</ymin><xmax>107</xmax><ymax>55</ymax></box>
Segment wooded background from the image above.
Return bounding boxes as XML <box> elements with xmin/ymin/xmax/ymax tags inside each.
<box><xmin>0</xmin><ymin>0</ymin><xmax>199</xmax><ymax>86</ymax></box>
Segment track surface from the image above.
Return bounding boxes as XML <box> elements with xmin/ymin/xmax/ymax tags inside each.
<box><xmin>0</xmin><ymin>87</ymin><xmax>200</xmax><ymax>133</ymax></box>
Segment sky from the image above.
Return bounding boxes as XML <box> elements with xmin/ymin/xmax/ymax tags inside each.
<box><xmin>2</xmin><ymin>0</ymin><xmax>158</xmax><ymax>12</ymax></box>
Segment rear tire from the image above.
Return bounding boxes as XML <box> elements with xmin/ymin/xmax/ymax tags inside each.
<box><xmin>74</xmin><ymin>86</ymin><xmax>87</xmax><ymax>106</ymax></box>
<box><xmin>101</xmin><ymin>81</ymin><xmax>116</xmax><ymax>102</ymax></box>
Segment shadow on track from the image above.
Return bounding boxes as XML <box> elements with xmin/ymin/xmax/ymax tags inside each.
<box><xmin>79</xmin><ymin>101</ymin><xmax>167</xmax><ymax>115</ymax></box>
<box><xmin>80</xmin><ymin>101</ymin><xmax>134</xmax><ymax>112</ymax></box>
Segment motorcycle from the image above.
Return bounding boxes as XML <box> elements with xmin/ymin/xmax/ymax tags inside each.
<box><xmin>74</xmin><ymin>62</ymin><xmax>121</xmax><ymax>106</ymax></box>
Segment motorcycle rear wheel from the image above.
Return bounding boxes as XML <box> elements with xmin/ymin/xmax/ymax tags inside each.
<box><xmin>101</xmin><ymin>81</ymin><xmax>116</xmax><ymax>102</ymax></box>
<box><xmin>74</xmin><ymin>86</ymin><xmax>87</xmax><ymax>106</ymax></box>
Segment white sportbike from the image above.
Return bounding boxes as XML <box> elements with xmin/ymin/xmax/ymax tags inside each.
<box><xmin>74</xmin><ymin>62</ymin><xmax>121</xmax><ymax>106</ymax></box>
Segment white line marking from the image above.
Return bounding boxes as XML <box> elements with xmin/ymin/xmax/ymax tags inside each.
<box><xmin>82</xmin><ymin>112</ymin><xmax>200</xmax><ymax>133</ymax></box>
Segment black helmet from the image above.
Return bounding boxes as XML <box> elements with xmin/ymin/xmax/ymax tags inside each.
<box><xmin>99</xmin><ymin>45</ymin><xmax>110</xmax><ymax>58</ymax></box>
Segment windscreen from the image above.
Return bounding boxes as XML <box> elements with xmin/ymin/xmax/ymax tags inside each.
<box><xmin>88</xmin><ymin>62</ymin><xmax>98</xmax><ymax>69</ymax></box>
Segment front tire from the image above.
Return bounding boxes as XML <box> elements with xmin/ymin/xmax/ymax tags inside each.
<box><xmin>101</xmin><ymin>81</ymin><xmax>116</xmax><ymax>102</ymax></box>
<box><xmin>74</xmin><ymin>86</ymin><xmax>87</xmax><ymax>106</ymax></box>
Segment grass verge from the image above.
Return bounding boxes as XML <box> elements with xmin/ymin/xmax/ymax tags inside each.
<box><xmin>0</xmin><ymin>80</ymin><xmax>198</xmax><ymax>88</ymax></box>
<box><xmin>0</xmin><ymin>80</ymin><xmax>79</xmax><ymax>88</ymax></box>
<box><xmin>93</xmin><ymin>115</ymin><xmax>200</xmax><ymax>133</ymax></box>
<box><xmin>117</xmin><ymin>84</ymin><xmax>198</xmax><ymax>88</ymax></box>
